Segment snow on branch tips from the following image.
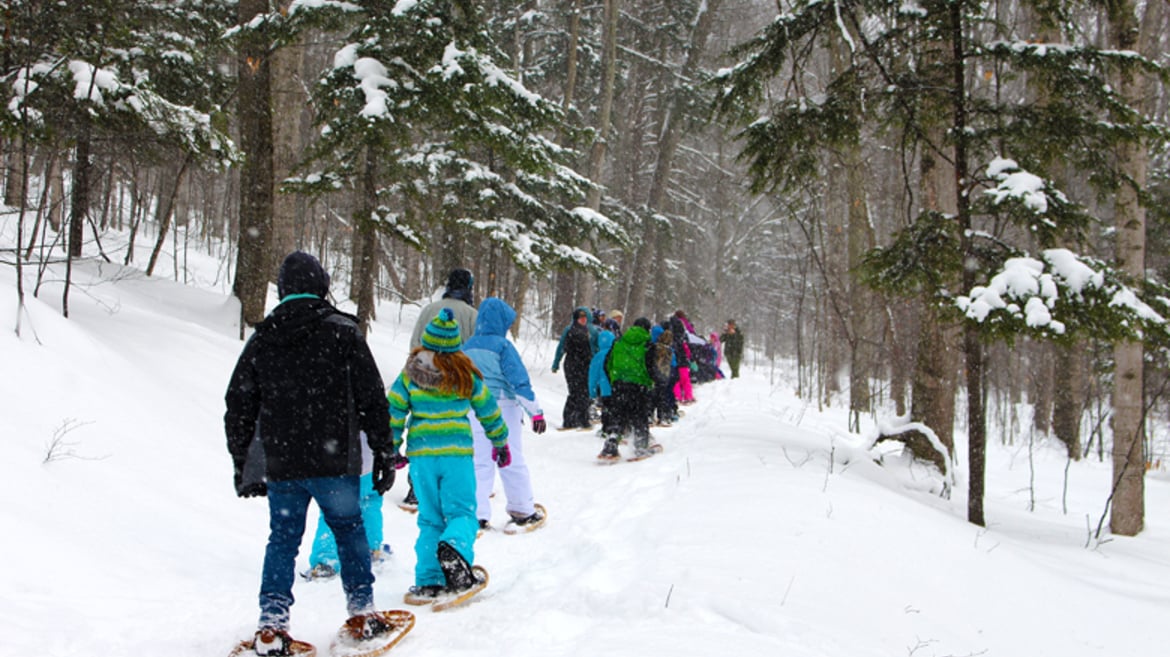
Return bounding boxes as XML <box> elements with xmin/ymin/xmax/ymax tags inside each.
<box><xmin>984</xmin><ymin>157</ymin><xmax>1050</xmax><ymax>213</ymax></box>
<box><xmin>956</xmin><ymin>248</ymin><xmax>1167</xmax><ymax>342</ymax></box>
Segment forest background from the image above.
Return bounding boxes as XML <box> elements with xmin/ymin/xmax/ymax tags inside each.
<box><xmin>3</xmin><ymin>0</ymin><xmax>1170</xmax><ymax>536</ymax></box>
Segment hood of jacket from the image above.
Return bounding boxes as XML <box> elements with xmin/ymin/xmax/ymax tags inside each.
<box><xmin>405</xmin><ymin>350</ymin><xmax>443</xmax><ymax>390</ymax></box>
<box><xmin>597</xmin><ymin>329</ymin><xmax>616</xmax><ymax>352</ymax></box>
<box><xmin>474</xmin><ymin>297</ymin><xmax>516</xmax><ymax>338</ymax></box>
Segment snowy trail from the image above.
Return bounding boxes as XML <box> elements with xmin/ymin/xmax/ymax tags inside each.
<box><xmin>4</xmin><ymin>253</ymin><xmax>1170</xmax><ymax>657</ymax></box>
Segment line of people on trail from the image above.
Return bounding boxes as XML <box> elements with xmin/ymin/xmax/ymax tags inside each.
<box><xmin>223</xmin><ymin>253</ymin><xmax>747</xmax><ymax>655</ymax></box>
<box><xmin>224</xmin><ymin>257</ymin><xmax>547</xmax><ymax>656</ymax></box>
<box><xmin>550</xmin><ymin>306</ymin><xmax>745</xmax><ymax>461</ymax></box>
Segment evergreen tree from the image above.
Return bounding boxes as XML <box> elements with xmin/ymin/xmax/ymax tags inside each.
<box><xmin>281</xmin><ymin>0</ymin><xmax>627</xmax><ymax>321</ymax></box>
<box><xmin>714</xmin><ymin>0</ymin><xmax>1169</xmax><ymax>526</ymax></box>
<box><xmin>1</xmin><ymin>0</ymin><xmax>236</xmax><ymax>314</ymax></box>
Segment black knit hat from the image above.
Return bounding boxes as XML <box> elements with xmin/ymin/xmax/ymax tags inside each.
<box><xmin>277</xmin><ymin>251</ymin><xmax>330</xmax><ymax>300</ymax></box>
<box><xmin>446</xmin><ymin>268</ymin><xmax>473</xmax><ymax>292</ymax></box>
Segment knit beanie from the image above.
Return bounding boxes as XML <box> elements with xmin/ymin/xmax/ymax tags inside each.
<box><xmin>446</xmin><ymin>268</ymin><xmax>473</xmax><ymax>292</ymax></box>
<box><xmin>277</xmin><ymin>251</ymin><xmax>330</xmax><ymax>299</ymax></box>
<box><xmin>422</xmin><ymin>307</ymin><xmax>462</xmax><ymax>353</ymax></box>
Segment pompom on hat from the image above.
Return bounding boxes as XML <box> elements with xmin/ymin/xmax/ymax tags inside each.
<box><xmin>422</xmin><ymin>307</ymin><xmax>462</xmax><ymax>353</ymax></box>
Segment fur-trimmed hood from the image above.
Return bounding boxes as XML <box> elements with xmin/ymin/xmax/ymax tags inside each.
<box><xmin>405</xmin><ymin>350</ymin><xmax>443</xmax><ymax>389</ymax></box>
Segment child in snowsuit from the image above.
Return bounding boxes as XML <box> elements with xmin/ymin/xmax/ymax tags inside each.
<box><xmin>305</xmin><ymin>432</ymin><xmax>390</xmax><ymax>579</ymax></box>
<box><xmin>598</xmin><ymin>318</ymin><xmax>659</xmax><ymax>460</ymax></box>
<box><xmin>463</xmin><ymin>297</ymin><xmax>548</xmax><ymax>532</ymax></box>
<box><xmin>588</xmin><ymin>329</ymin><xmax>617</xmax><ymax>433</ymax></box>
<box><xmin>387</xmin><ymin>308</ymin><xmax>509</xmax><ymax>603</ymax></box>
<box><xmin>648</xmin><ymin>325</ymin><xmax>677</xmax><ymax>426</ymax></box>
<box><xmin>669</xmin><ymin>312</ymin><xmax>696</xmax><ymax>404</ymax></box>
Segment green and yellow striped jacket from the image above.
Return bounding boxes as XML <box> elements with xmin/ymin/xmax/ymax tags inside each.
<box><xmin>387</xmin><ymin>353</ymin><xmax>507</xmax><ymax>457</ymax></box>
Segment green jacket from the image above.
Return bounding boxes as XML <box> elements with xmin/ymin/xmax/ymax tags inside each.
<box><xmin>606</xmin><ymin>325</ymin><xmax>653</xmax><ymax>388</ymax></box>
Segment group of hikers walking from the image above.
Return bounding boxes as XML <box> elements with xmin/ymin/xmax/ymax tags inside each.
<box><xmin>550</xmin><ymin>305</ymin><xmax>745</xmax><ymax>463</ymax></box>
<box><xmin>223</xmin><ymin>252</ymin><xmax>745</xmax><ymax>655</ymax></box>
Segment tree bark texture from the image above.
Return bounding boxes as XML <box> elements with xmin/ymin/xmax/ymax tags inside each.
<box><xmin>1108</xmin><ymin>0</ymin><xmax>1156</xmax><ymax>537</ymax></box>
<box><xmin>270</xmin><ymin>28</ymin><xmax>306</xmax><ymax>269</ymax></box>
<box><xmin>233</xmin><ymin>0</ymin><xmax>275</xmax><ymax>329</ymax></box>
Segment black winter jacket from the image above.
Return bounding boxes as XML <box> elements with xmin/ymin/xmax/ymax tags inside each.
<box><xmin>224</xmin><ymin>298</ymin><xmax>391</xmax><ymax>482</ymax></box>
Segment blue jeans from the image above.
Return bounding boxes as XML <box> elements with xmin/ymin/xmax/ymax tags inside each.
<box><xmin>309</xmin><ymin>473</ymin><xmax>384</xmax><ymax>572</ymax></box>
<box><xmin>410</xmin><ymin>456</ymin><xmax>478</xmax><ymax>587</ymax></box>
<box><xmin>260</xmin><ymin>477</ymin><xmax>375</xmax><ymax>629</ymax></box>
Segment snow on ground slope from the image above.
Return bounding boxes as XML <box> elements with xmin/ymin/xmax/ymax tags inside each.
<box><xmin>1</xmin><ymin>250</ymin><xmax>1168</xmax><ymax>657</ymax></box>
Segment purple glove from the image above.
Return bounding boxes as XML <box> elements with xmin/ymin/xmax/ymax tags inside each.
<box><xmin>492</xmin><ymin>444</ymin><xmax>512</xmax><ymax>468</ymax></box>
<box><xmin>531</xmin><ymin>414</ymin><xmax>547</xmax><ymax>434</ymax></box>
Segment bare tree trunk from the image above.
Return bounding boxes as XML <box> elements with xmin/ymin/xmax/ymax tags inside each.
<box><xmin>48</xmin><ymin>154</ymin><xmax>64</xmax><ymax>234</ymax></box>
<box><xmin>1032</xmin><ymin>343</ymin><xmax>1054</xmax><ymax>435</ymax></box>
<box><xmin>585</xmin><ymin>0</ymin><xmax>618</xmax><ymax>212</ymax></box>
<box><xmin>5</xmin><ymin>135</ymin><xmax>27</xmax><ymax>207</ymax></box>
<box><xmin>628</xmin><ymin>0</ymin><xmax>723</xmax><ymax>320</ymax></box>
<box><xmin>146</xmin><ymin>157</ymin><xmax>191</xmax><ymax>276</ymax></box>
<box><xmin>1052</xmin><ymin>343</ymin><xmax>1083</xmax><ymax>460</ymax></box>
<box><xmin>1107</xmin><ymin>0</ymin><xmax>1157</xmax><ymax>537</ymax></box>
<box><xmin>233</xmin><ymin>0</ymin><xmax>275</xmax><ymax>331</ymax></box>
<box><xmin>270</xmin><ymin>21</ymin><xmax>305</xmax><ymax>268</ymax></box>
<box><xmin>353</xmin><ymin>146</ymin><xmax>379</xmax><ymax>336</ymax></box>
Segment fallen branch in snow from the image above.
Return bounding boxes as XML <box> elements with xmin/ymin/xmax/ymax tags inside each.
<box><xmin>42</xmin><ymin>418</ymin><xmax>102</xmax><ymax>463</ymax></box>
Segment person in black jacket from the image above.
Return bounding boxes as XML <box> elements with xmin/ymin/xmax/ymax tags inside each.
<box><xmin>551</xmin><ymin>307</ymin><xmax>594</xmax><ymax>429</ymax></box>
<box><xmin>224</xmin><ymin>251</ymin><xmax>399</xmax><ymax>655</ymax></box>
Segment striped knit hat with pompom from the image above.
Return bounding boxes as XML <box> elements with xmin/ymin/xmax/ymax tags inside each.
<box><xmin>422</xmin><ymin>307</ymin><xmax>462</xmax><ymax>353</ymax></box>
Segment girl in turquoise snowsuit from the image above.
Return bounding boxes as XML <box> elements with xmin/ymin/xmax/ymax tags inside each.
<box><xmin>387</xmin><ymin>309</ymin><xmax>508</xmax><ymax>599</ymax></box>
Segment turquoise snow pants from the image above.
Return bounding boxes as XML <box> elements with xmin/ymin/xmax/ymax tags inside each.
<box><xmin>409</xmin><ymin>455</ymin><xmax>478</xmax><ymax>587</ymax></box>
<box><xmin>309</xmin><ymin>472</ymin><xmax>384</xmax><ymax>572</ymax></box>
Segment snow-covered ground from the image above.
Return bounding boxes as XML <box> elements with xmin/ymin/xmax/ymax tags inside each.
<box><xmin>2</xmin><ymin>226</ymin><xmax>1168</xmax><ymax>657</ymax></box>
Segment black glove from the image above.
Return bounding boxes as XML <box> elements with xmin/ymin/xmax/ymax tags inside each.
<box><xmin>233</xmin><ymin>462</ymin><xmax>267</xmax><ymax>498</ymax></box>
<box><xmin>531</xmin><ymin>414</ymin><xmax>547</xmax><ymax>434</ymax></box>
<box><xmin>373</xmin><ymin>451</ymin><xmax>404</xmax><ymax>495</ymax></box>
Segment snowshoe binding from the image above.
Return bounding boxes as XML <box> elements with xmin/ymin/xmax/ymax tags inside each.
<box><xmin>433</xmin><ymin>541</ymin><xmax>489</xmax><ymax>611</ymax></box>
<box><xmin>596</xmin><ymin>437</ymin><xmax>621</xmax><ymax>464</ymax></box>
<box><xmin>300</xmin><ymin>563</ymin><xmax>337</xmax><ymax>582</ymax></box>
<box><xmin>628</xmin><ymin>436</ymin><xmax>664</xmax><ymax>462</ymax></box>
<box><xmin>229</xmin><ymin>628</ymin><xmax>315</xmax><ymax>657</ymax></box>
<box><xmin>502</xmin><ymin>503</ymin><xmax>547</xmax><ymax>535</ymax></box>
<box><xmin>402</xmin><ymin>584</ymin><xmax>446</xmax><ymax>606</ymax></box>
<box><xmin>330</xmin><ymin>610</ymin><xmax>415</xmax><ymax>657</ymax></box>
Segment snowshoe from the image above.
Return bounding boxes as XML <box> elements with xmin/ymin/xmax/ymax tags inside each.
<box><xmin>433</xmin><ymin>541</ymin><xmax>489</xmax><ymax>611</ymax></box>
<box><xmin>229</xmin><ymin>628</ymin><xmax>315</xmax><ymax>657</ymax></box>
<box><xmin>330</xmin><ymin>610</ymin><xmax>415</xmax><ymax>657</ymax></box>
<box><xmin>370</xmin><ymin>544</ymin><xmax>392</xmax><ymax>571</ymax></box>
<box><xmin>502</xmin><ymin>503</ymin><xmax>547</xmax><ymax>535</ymax></box>
<box><xmin>596</xmin><ymin>438</ymin><xmax>621</xmax><ymax>464</ymax></box>
<box><xmin>300</xmin><ymin>563</ymin><xmax>337</xmax><ymax>582</ymax></box>
<box><xmin>403</xmin><ymin>584</ymin><xmax>446</xmax><ymax>606</ymax></box>
<box><xmin>628</xmin><ymin>442</ymin><xmax>664</xmax><ymax>462</ymax></box>
<box><xmin>397</xmin><ymin>488</ymin><xmax>418</xmax><ymax>513</ymax></box>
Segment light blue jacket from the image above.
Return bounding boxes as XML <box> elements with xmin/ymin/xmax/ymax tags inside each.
<box><xmin>464</xmin><ymin>297</ymin><xmax>542</xmax><ymax>418</ymax></box>
<box><xmin>588</xmin><ymin>330</ymin><xmax>615</xmax><ymax>399</ymax></box>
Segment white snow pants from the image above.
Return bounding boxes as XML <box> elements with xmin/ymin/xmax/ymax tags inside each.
<box><xmin>471</xmin><ymin>401</ymin><xmax>535</xmax><ymax>521</ymax></box>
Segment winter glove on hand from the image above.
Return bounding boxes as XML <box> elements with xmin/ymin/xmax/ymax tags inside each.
<box><xmin>373</xmin><ymin>452</ymin><xmax>397</xmax><ymax>495</ymax></box>
<box><xmin>233</xmin><ymin>459</ymin><xmax>267</xmax><ymax>498</ymax></box>
<box><xmin>492</xmin><ymin>444</ymin><xmax>512</xmax><ymax>468</ymax></box>
<box><xmin>531</xmin><ymin>414</ymin><xmax>547</xmax><ymax>434</ymax></box>
<box><xmin>551</xmin><ymin>366</ymin><xmax>558</xmax><ymax>374</ymax></box>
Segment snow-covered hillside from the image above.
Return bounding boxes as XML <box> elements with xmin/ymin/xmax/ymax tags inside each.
<box><xmin>2</xmin><ymin>241</ymin><xmax>1168</xmax><ymax>657</ymax></box>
